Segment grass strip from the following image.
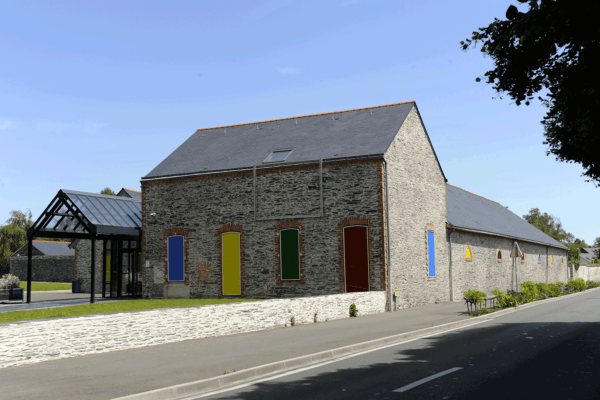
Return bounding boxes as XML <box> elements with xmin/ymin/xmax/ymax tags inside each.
<box><xmin>0</xmin><ymin>298</ymin><xmax>261</xmax><ymax>324</ymax></box>
<box><xmin>18</xmin><ymin>282</ymin><xmax>72</xmax><ymax>291</ymax></box>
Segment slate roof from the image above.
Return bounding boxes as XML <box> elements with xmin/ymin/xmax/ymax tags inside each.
<box><xmin>446</xmin><ymin>184</ymin><xmax>567</xmax><ymax>250</ymax></box>
<box><xmin>32</xmin><ymin>241</ymin><xmax>74</xmax><ymax>256</ymax></box>
<box><xmin>117</xmin><ymin>188</ymin><xmax>142</xmax><ymax>201</ymax></box>
<box><xmin>143</xmin><ymin>101</ymin><xmax>441</xmax><ymax>180</ymax></box>
<box><xmin>581</xmin><ymin>247</ymin><xmax>598</xmax><ymax>254</ymax></box>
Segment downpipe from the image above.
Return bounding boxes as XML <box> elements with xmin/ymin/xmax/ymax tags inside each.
<box><xmin>383</xmin><ymin>157</ymin><xmax>393</xmax><ymax>312</ymax></box>
<box><xmin>449</xmin><ymin>227</ymin><xmax>455</xmax><ymax>301</ymax></box>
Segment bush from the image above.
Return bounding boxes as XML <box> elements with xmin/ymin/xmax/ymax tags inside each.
<box><xmin>547</xmin><ymin>283</ymin><xmax>562</xmax><ymax>297</ymax></box>
<box><xmin>568</xmin><ymin>278</ymin><xmax>586</xmax><ymax>292</ymax></box>
<box><xmin>0</xmin><ymin>274</ymin><xmax>20</xmax><ymax>289</ymax></box>
<box><xmin>349</xmin><ymin>303</ymin><xmax>358</xmax><ymax>317</ymax></box>
<box><xmin>463</xmin><ymin>289</ymin><xmax>487</xmax><ymax>305</ymax></box>
<box><xmin>520</xmin><ymin>281</ymin><xmax>539</xmax><ymax>303</ymax></box>
<box><xmin>492</xmin><ymin>288</ymin><xmax>521</xmax><ymax>308</ymax></box>
<box><xmin>586</xmin><ymin>280</ymin><xmax>600</xmax><ymax>289</ymax></box>
<box><xmin>556</xmin><ymin>282</ymin><xmax>565</xmax><ymax>287</ymax></box>
<box><xmin>535</xmin><ymin>283</ymin><xmax>551</xmax><ymax>299</ymax></box>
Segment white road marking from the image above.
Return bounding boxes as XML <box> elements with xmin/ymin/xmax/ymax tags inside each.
<box><xmin>184</xmin><ymin>319</ymin><xmax>491</xmax><ymax>399</ymax></box>
<box><xmin>392</xmin><ymin>367</ymin><xmax>463</xmax><ymax>393</ymax></box>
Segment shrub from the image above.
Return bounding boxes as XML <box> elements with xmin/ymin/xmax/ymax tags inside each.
<box><xmin>492</xmin><ymin>288</ymin><xmax>521</xmax><ymax>308</ymax></box>
<box><xmin>0</xmin><ymin>274</ymin><xmax>20</xmax><ymax>290</ymax></box>
<box><xmin>349</xmin><ymin>303</ymin><xmax>358</xmax><ymax>317</ymax></box>
<box><xmin>463</xmin><ymin>289</ymin><xmax>487</xmax><ymax>305</ymax></box>
<box><xmin>586</xmin><ymin>280</ymin><xmax>600</xmax><ymax>289</ymax></box>
<box><xmin>547</xmin><ymin>283</ymin><xmax>562</xmax><ymax>297</ymax></box>
<box><xmin>535</xmin><ymin>283</ymin><xmax>551</xmax><ymax>299</ymax></box>
<box><xmin>520</xmin><ymin>281</ymin><xmax>539</xmax><ymax>303</ymax></box>
<box><xmin>568</xmin><ymin>278</ymin><xmax>586</xmax><ymax>292</ymax></box>
<box><xmin>556</xmin><ymin>282</ymin><xmax>565</xmax><ymax>287</ymax></box>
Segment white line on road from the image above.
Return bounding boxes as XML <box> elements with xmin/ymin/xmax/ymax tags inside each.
<box><xmin>393</xmin><ymin>367</ymin><xmax>463</xmax><ymax>393</ymax></box>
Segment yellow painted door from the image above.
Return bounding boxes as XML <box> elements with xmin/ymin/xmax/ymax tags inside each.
<box><xmin>222</xmin><ymin>233</ymin><xmax>241</xmax><ymax>295</ymax></box>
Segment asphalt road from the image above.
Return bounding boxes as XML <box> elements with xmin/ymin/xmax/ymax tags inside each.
<box><xmin>196</xmin><ymin>289</ymin><xmax>600</xmax><ymax>400</ymax></box>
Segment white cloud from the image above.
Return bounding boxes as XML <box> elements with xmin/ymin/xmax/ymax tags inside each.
<box><xmin>0</xmin><ymin>120</ymin><xmax>11</xmax><ymax>130</ymax></box>
<box><xmin>277</xmin><ymin>67</ymin><xmax>301</xmax><ymax>77</ymax></box>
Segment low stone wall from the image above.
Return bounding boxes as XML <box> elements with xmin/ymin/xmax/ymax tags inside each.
<box><xmin>0</xmin><ymin>291</ymin><xmax>386</xmax><ymax>369</ymax></box>
<box><xmin>575</xmin><ymin>265</ymin><xmax>600</xmax><ymax>282</ymax></box>
<box><xmin>9</xmin><ymin>256</ymin><xmax>74</xmax><ymax>283</ymax></box>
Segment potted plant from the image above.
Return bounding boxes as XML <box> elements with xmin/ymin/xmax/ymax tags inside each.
<box><xmin>0</xmin><ymin>274</ymin><xmax>24</xmax><ymax>302</ymax></box>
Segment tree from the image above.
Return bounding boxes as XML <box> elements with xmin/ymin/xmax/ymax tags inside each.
<box><xmin>100</xmin><ymin>187</ymin><xmax>116</xmax><ymax>195</ymax></box>
<box><xmin>522</xmin><ymin>208</ymin><xmax>568</xmax><ymax>243</ymax></box>
<box><xmin>461</xmin><ymin>0</ymin><xmax>600</xmax><ymax>185</ymax></box>
<box><xmin>593</xmin><ymin>237</ymin><xmax>600</xmax><ymax>248</ymax></box>
<box><xmin>0</xmin><ymin>210</ymin><xmax>33</xmax><ymax>274</ymax></box>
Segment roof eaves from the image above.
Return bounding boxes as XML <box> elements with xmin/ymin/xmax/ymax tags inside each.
<box><xmin>194</xmin><ymin>100</ymin><xmax>416</xmax><ymax>132</ymax></box>
<box><xmin>446</xmin><ymin>223</ymin><xmax>568</xmax><ymax>250</ymax></box>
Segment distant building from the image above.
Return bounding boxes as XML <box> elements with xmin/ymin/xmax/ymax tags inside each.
<box><xmin>10</xmin><ymin>241</ymin><xmax>74</xmax><ymax>283</ymax></box>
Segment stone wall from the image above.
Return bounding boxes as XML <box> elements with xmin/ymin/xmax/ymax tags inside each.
<box><xmin>385</xmin><ymin>106</ymin><xmax>450</xmax><ymax>309</ymax></box>
<box><xmin>10</xmin><ymin>256</ymin><xmax>74</xmax><ymax>283</ymax></box>
<box><xmin>449</xmin><ymin>229</ymin><xmax>569</xmax><ymax>297</ymax></box>
<box><xmin>73</xmin><ymin>240</ymin><xmax>103</xmax><ymax>293</ymax></box>
<box><xmin>142</xmin><ymin>160</ymin><xmax>387</xmax><ymax>299</ymax></box>
<box><xmin>0</xmin><ymin>291</ymin><xmax>386</xmax><ymax>369</ymax></box>
<box><xmin>575</xmin><ymin>265</ymin><xmax>600</xmax><ymax>282</ymax></box>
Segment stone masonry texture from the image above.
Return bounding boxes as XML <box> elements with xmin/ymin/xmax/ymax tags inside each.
<box><xmin>10</xmin><ymin>243</ymin><xmax>73</xmax><ymax>283</ymax></box>
<box><xmin>0</xmin><ymin>291</ymin><xmax>386</xmax><ymax>369</ymax></box>
<box><xmin>142</xmin><ymin>160</ymin><xmax>387</xmax><ymax>299</ymax></box>
<box><xmin>385</xmin><ymin>106</ymin><xmax>449</xmax><ymax>309</ymax></box>
<box><xmin>449</xmin><ymin>229</ymin><xmax>569</xmax><ymax>297</ymax></box>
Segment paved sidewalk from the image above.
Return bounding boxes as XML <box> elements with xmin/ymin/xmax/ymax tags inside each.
<box><xmin>0</xmin><ymin>301</ymin><xmax>470</xmax><ymax>400</ymax></box>
<box><xmin>0</xmin><ymin>292</ymin><xmax>113</xmax><ymax>312</ymax></box>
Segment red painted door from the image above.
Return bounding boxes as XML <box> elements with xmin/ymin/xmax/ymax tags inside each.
<box><xmin>344</xmin><ymin>226</ymin><xmax>369</xmax><ymax>292</ymax></box>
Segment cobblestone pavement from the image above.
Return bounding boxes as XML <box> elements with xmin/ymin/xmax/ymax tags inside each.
<box><xmin>0</xmin><ymin>292</ymin><xmax>384</xmax><ymax>370</ymax></box>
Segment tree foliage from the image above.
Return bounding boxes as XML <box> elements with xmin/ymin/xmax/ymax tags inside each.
<box><xmin>593</xmin><ymin>237</ymin><xmax>600</xmax><ymax>248</ymax></box>
<box><xmin>461</xmin><ymin>0</ymin><xmax>600</xmax><ymax>185</ymax></box>
<box><xmin>522</xmin><ymin>208</ymin><xmax>568</xmax><ymax>243</ymax></box>
<box><xmin>0</xmin><ymin>210</ymin><xmax>33</xmax><ymax>274</ymax></box>
<box><xmin>100</xmin><ymin>187</ymin><xmax>116</xmax><ymax>196</ymax></box>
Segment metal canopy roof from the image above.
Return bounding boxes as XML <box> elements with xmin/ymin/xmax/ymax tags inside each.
<box><xmin>27</xmin><ymin>189</ymin><xmax>142</xmax><ymax>240</ymax></box>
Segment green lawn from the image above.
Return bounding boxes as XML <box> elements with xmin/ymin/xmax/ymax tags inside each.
<box><xmin>0</xmin><ymin>298</ymin><xmax>261</xmax><ymax>324</ymax></box>
<box><xmin>18</xmin><ymin>282</ymin><xmax>72</xmax><ymax>291</ymax></box>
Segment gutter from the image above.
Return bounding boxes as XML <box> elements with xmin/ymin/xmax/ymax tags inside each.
<box><xmin>141</xmin><ymin>154</ymin><xmax>385</xmax><ymax>183</ymax></box>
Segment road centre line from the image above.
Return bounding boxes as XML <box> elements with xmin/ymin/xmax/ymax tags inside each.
<box><xmin>179</xmin><ymin>320</ymin><xmax>491</xmax><ymax>399</ymax></box>
<box><xmin>392</xmin><ymin>367</ymin><xmax>463</xmax><ymax>393</ymax></box>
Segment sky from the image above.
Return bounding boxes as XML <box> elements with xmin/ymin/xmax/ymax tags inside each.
<box><xmin>0</xmin><ymin>0</ymin><xmax>597</xmax><ymax>244</ymax></box>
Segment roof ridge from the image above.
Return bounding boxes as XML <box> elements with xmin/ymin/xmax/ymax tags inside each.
<box><xmin>195</xmin><ymin>100</ymin><xmax>416</xmax><ymax>132</ymax></box>
<box><xmin>446</xmin><ymin>183</ymin><xmax>500</xmax><ymax>204</ymax></box>
<box><xmin>123</xmin><ymin>188</ymin><xmax>141</xmax><ymax>193</ymax></box>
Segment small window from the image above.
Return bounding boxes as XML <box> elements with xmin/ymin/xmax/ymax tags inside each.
<box><xmin>427</xmin><ymin>230</ymin><xmax>435</xmax><ymax>277</ymax></box>
<box><xmin>497</xmin><ymin>247</ymin><xmax>503</xmax><ymax>262</ymax></box>
<box><xmin>465</xmin><ymin>245</ymin><xmax>473</xmax><ymax>261</ymax></box>
<box><xmin>538</xmin><ymin>253</ymin><xmax>541</xmax><ymax>264</ymax></box>
<box><xmin>168</xmin><ymin>236</ymin><xmax>184</xmax><ymax>281</ymax></box>
<box><xmin>264</xmin><ymin>149</ymin><xmax>293</xmax><ymax>163</ymax></box>
<box><xmin>551</xmin><ymin>255</ymin><xmax>554</xmax><ymax>264</ymax></box>
<box><xmin>280</xmin><ymin>229</ymin><xmax>300</xmax><ymax>280</ymax></box>
<box><xmin>520</xmin><ymin>252</ymin><xmax>525</xmax><ymax>263</ymax></box>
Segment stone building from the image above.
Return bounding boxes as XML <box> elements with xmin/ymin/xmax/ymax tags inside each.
<box><xmin>10</xmin><ymin>241</ymin><xmax>74</xmax><ymax>283</ymax></box>
<box><xmin>140</xmin><ymin>100</ymin><xmax>569</xmax><ymax>309</ymax></box>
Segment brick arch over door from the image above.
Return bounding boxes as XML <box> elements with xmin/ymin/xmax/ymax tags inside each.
<box><xmin>216</xmin><ymin>223</ymin><xmax>246</xmax><ymax>298</ymax></box>
<box><xmin>337</xmin><ymin>217</ymin><xmax>378</xmax><ymax>293</ymax></box>
<box><xmin>163</xmin><ymin>227</ymin><xmax>190</xmax><ymax>285</ymax></box>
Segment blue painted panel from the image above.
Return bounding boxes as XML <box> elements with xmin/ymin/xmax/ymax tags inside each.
<box><xmin>168</xmin><ymin>236</ymin><xmax>184</xmax><ymax>281</ymax></box>
<box><xmin>428</xmin><ymin>231</ymin><xmax>435</xmax><ymax>277</ymax></box>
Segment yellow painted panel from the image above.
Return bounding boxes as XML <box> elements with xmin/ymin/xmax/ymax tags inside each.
<box><xmin>106</xmin><ymin>255</ymin><xmax>111</xmax><ymax>282</ymax></box>
<box><xmin>222</xmin><ymin>233</ymin><xmax>241</xmax><ymax>295</ymax></box>
<box><xmin>465</xmin><ymin>247</ymin><xmax>472</xmax><ymax>259</ymax></box>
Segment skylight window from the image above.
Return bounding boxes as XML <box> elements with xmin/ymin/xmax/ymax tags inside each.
<box><xmin>264</xmin><ymin>149</ymin><xmax>292</xmax><ymax>163</ymax></box>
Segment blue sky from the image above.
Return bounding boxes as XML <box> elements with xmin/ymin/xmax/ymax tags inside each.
<box><xmin>1</xmin><ymin>0</ymin><xmax>597</xmax><ymax>244</ymax></box>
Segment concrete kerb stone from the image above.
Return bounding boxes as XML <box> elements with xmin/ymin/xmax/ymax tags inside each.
<box><xmin>114</xmin><ymin>287</ymin><xmax>600</xmax><ymax>400</ymax></box>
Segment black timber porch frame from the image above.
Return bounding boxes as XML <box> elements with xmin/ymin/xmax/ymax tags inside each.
<box><xmin>25</xmin><ymin>190</ymin><xmax>141</xmax><ymax>304</ymax></box>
